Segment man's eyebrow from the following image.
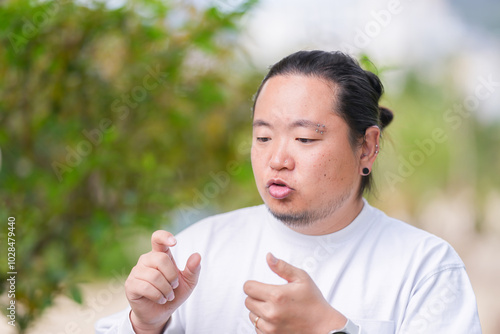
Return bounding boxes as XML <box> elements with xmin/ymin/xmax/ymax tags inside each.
<box><xmin>291</xmin><ymin>119</ymin><xmax>317</xmax><ymax>129</ymax></box>
<box><xmin>290</xmin><ymin>119</ymin><xmax>326</xmax><ymax>131</ymax></box>
<box><xmin>252</xmin><ymin>119</ymin><xmax>327</xmax><ymax>131</ymax></box>
<box><xmin>252</xmin><ymin>119</ymin><xmax>272</xmax><ymax>128</ymax></box>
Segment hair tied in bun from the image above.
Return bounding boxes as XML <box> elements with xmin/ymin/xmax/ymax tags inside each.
<box><xmin>379</xmin><ymin>106</ymin><xmax>394</xmax><ymax>130</ymax></box>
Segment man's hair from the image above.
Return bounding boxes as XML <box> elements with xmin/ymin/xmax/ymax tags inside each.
<box><xmin>252</xmin><ymin>50</ymin><xmax>394</xmax><ymax>196</ymax></box>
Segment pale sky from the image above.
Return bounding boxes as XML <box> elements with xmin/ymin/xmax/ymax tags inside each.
<box><xmin>238</xmin><ymin>0</ymin><xmax>500</xmax><ymax>120</ymax></box>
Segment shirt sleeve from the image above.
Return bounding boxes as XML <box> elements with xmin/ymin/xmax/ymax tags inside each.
<box><xmin>398</xmin><ymin>266</ymin><xmax>482</xmax><ymax>333</ymax></box>
<box><xmin>94</xmin><ymin>308</ymin><xmax>136</xmax><ymax>334</ymax></box>
<box><xmin>95</xmin><ymin>307</ymin><xmax>184</xmax><ymax>334</ymax></box>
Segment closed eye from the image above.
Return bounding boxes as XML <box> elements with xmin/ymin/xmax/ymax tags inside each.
<box><xmin>296</xmin><ymin>138</ymin><xmax>316</xmax><ymax>143</ymax></box>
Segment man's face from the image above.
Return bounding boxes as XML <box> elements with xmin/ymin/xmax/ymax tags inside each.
<box><xmin>251</xmin><ymin>74</ymin><xmax>362</xmax><ymax>230</ymax></box>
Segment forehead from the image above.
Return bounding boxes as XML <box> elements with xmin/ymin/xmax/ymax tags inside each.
<box><xmin>254</xmin><ymin>74</ymin><xmax>338</xmax><ymax>122</ymax></box>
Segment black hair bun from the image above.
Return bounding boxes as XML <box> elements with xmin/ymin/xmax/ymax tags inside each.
<box><xmin>379</xmin><ymin>106</ymin><xmax>394</xmax><ymax>129</ymax></box>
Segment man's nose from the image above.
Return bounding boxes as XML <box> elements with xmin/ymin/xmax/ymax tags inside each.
<box><xmin>268</xmin><ymin>141</ymin><xmax>294</xmax><ymax>170</ymax></box>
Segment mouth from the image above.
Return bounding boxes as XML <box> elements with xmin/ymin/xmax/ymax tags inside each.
<box><xmin>266</xmin><ymin>179</ymin><xmax>294</xmax><ymax>200</ymax></box>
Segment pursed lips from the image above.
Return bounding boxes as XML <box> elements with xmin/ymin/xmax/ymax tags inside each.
<box><xmin>266</xmin><ymin>178</ymin><xmax>294</xmax><ymax>199</ymax></box>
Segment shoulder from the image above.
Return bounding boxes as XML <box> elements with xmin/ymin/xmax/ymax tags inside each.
<box><xmin>364</xmin><ymin>203</ymin><xmax>465</xmax><ymax>274</ymax></box>
<box><xmin>360</xmin><ymin>206</ymin><xmax>481</xmax><ymax>332</ymax></box>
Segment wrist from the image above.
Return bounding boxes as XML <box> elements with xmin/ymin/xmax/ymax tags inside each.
<box><xmin>130</xmin><ymin>310</ymin><xmax>170</xmax><ymax>334</ymax></box>
<box><xmin>317</xmin><ymin>305</ymin><xmax>347</xmax><ymax>334</ymax></box>
<box><xmin>327</xmin><ymin>319</ymin><xmax>360</xmax><ymax>334</ymax></box>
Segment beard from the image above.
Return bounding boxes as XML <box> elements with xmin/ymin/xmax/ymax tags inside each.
<box><xmin>267</xmin><ymin>207</ymin><xmax>322</xmax><ymax>227</ymax></box>
<box><xmin>266</xmin><ymin>188</ymin><xmax>353</xmax><ymax>228</ymax></box>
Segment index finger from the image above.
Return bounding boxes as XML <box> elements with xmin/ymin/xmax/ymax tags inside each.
<box><xmin>151</xmin><ymin>230</ymin><xmax>177</xmax><ymax>253</ymax></box>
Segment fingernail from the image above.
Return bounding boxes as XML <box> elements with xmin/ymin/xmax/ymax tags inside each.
<box><xmin>167</xmin><ymin>291</ymin><xmax>175</xmax><ymax>302</ymax></box>
<box><xmin>159</xmin><ymin>296</ymin><xmax>167</xmax><ymax>304</ymax></box>
<box><xmin>269</xmin><ymin>252</ymin><xmax>278</xmax><ymax>265</ymax></box>
<box><xmin>172</xmin><ymin>278</ymin><xmax>179</xmax><ymax>289</ymax></box>
<box><xmin>167</xmin><ymin>236</ymin><xmax>176</xmax><ymax>246</ymax></box>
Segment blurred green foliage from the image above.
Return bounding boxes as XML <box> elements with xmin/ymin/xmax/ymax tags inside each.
<box><xmin>0</xmin><ymin>0</ymin><xmax>261</xmax><ymax>331</ymax></box>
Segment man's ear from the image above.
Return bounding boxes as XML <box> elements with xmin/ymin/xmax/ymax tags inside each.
<box><xmin>359</xmin><ymin>126</ymin><xmax>380</xmax><ymax>175</ymax></box>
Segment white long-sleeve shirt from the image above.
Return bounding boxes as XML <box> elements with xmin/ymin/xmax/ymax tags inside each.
<box><xmin>95</xmin><ymin>200</ymin><xmax>482</xmax><ymax>333</ymax></box>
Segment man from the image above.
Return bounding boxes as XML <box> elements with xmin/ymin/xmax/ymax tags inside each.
<box><xmin>96</xmin><ymin>50</ymin><xmax>481</xmax><ymax>333</ymax></box>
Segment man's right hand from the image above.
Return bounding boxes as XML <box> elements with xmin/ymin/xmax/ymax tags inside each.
<box><xmin>125</xmin><ymin>230</ymin><xmax>201</xmax><ymax>334</ymax></box>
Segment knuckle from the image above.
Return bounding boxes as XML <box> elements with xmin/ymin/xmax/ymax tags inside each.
<box><xmin>125</xmin><ymin>267</ymin><xmax>139</xmax><ymax>285</ymax></box>
<box><xmin>126</xmin><ymin>278</ymin><xmax>146</xmax><ymax>298</ymax></box>
<box><xmin>138</xmin><ymin>253</ymin><xmax>150</xmax><ymax>263</ymax></box>
<box><xmin>128</xmin><ymin>264</ymin><xmax>139</xmax><ymax>275</ymax></box>
<box><xmin>135</xmin><ymin>279</ymin><xmax>148</xmax><ymax>291</ymax></box>
<box><xmin>266</xmin><ymin>306</ymin><xmax>281</xmax><ymax>323</ymax></box>
<box><xmin>167</xmin><ymin>271</ymin><xmax>179</xmax><ymax>284</ymax></box>
<box><xmin>124</xmin><ymin>277</ymin><xmax>133</xmax><ymax>291</ymax></box>
<box><xmin>289</xmin><ymin>283</ymin><xmax>302</xmax><ymax>295</ymax></box>
<box><xmin>269</xmin><ymin>327</ymin><xmax>280</xmax><ymax>334</ymax></box>
<box><xmin>150</xmin><ymin>269</ymin><xmax>163</xmax><ymax>282</ymax></box>
<box><xmin>140</xmin><ymin>281</ymin><xmax>161</xmax><ymax>300</ymax></box>
<box><xmin>269</xmin><ymin>289</ymin><xmax>285</xmax><ymax>304</ymax></box>
<box><xmin>266</xmin><ymin>325</ymin><xmax>278</xmax><ymax>334</ymax></box>
<box><xmin>151</xmin><ymin>289</ymin><xmax>163</xmax><ymax>301</ymax></box>
<box><xmin>151</xmin><ymin>251</ymin><xmax>169</xmax><ymax>264</ymax></box>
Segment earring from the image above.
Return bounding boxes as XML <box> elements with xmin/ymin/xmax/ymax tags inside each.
<box><xmin>362</xmin><ymin>167</ymin><xmax>370</xmax><ymax>176</ymax></box>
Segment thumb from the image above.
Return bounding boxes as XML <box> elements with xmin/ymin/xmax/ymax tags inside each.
<box><xmin>181</xmin><ymin>253</ymin><xmax>202</xmax><ymax>288</ymax></box>
<box><xmin>266</xmin><ymin>252</ymin><xmax>305</xmax><ymax>283</ymax></box>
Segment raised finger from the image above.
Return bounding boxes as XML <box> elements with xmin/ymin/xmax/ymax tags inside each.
<box><xmin>151</xmin><ymin>230</ymin><xmax>176</xmax><ymax>253</ymax></box>
<box><xmin>151</xmin><ymin>230</ymin><xmax>178</xmax><ymax>267</ymax></box>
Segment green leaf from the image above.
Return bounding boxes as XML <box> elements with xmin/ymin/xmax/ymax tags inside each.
<box><xmin>69</xmin><ymin>285</ymin><xmax>83</xmax><ymax>305</ymax></box>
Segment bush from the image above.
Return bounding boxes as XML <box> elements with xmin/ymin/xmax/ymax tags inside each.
<box><xmin>0</xmin><ymin>0</ymin><xmax>260</xmax><ymax>331</ymax></box>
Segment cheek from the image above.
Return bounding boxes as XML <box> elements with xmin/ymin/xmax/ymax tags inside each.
<box><xmin>250</xmin><ymin>146</ymin><xmax>263</xmax><ymax>176</ymax></box>
<box><xmin>250</xmin><ymin>148</ymin><xmax>257</xmax><ymax>170</ymax></box>
<box><xmin>313</xmin><ymin>153</ymin><xmax>357</xmax><ymax>186</ymax></box>
<box><xmin>299</xmin><ymin>154</ymin><xmax>333</xmax><ymax>187</ymax></box>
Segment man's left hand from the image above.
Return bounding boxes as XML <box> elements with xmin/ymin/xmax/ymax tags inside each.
<box><xmin>243</xmin><ymin>253</ymin><xmax>347</xmax><ymax>334</ymax></box>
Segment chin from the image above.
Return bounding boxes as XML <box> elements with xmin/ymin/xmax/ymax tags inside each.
<box><xmin>265</xmin><ymin>202</ymin><xmax>317</xmax><ymax>227</ymax></box>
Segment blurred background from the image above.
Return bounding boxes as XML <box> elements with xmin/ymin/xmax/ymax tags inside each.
<box><xmin>0</xmin><ymin>0</ymin><xmax>499</xmax><ymax>332</ymax></box>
